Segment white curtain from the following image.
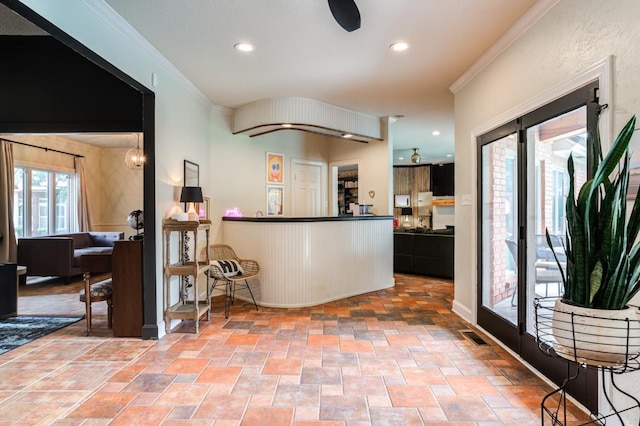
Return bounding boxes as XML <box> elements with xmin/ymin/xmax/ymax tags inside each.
<box><xmin>75</xmin><ymin>157</ymin><xmax>93</xmax><ymax>231</ymax></box>
<box><xmin>0</xmin><ymin>141</ymin><xmax>17</xmax><ymax>262</ymax></box>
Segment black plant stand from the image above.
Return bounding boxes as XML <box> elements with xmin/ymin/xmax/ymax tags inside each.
<box><xmin>534</xmin><ymin>298</ymin><xmax>640</xmax><ymax>426</ymax></box>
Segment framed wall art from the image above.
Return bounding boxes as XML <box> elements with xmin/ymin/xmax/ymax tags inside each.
<box><xmin>266</xmin><ymin>152</ymin><xmax>284</xmax><ymax>184</ymax></box>
<box><xmin>266</xmin><ymin>185</ymin><xmax>284</xmax><ymax>216</ymax></box>
<box><xmin>198</xmin><ymin>196</ymin><xmax>210</xmax><ymax>220</ymax></box>
<box><xmin>184</xmin><ymin>160</ymin><xmax>199</xmax><ymax>186</ymax></box>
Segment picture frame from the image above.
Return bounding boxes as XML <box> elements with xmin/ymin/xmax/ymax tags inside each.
<box><xmin>266</xmin><ymin>185</ymin><xmax>284</xmax><ymax>216</ymax></box>
<box><xmin>198</xmin><ymin>196</ymin><xmax>210</xmax><ymax>220</ymax></box>
<box><xmin>184</xmin><ymin>160</ymin><xmax>199</xmax><ymax>186</ymax></box>
<box><xmin>266</xmin><ymin>152</ymin><xmax>284</xmax><ymax>184</ymax></box>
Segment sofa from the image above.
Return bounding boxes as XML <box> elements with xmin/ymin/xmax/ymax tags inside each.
<box><xmin>17</xmin><ymin>232</ymin><xmax>124</xmax><ymax>282</ymax></box>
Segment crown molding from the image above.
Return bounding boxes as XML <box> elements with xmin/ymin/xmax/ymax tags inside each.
<box><xmin>449</xmin><ymin>0</ymin><xmax>560</xmax><ymax>94</ymax></box>
<box><xmin>82</xmin><ymin>0</ymin><xmax>216</xmax><ymax>109</ymax></box>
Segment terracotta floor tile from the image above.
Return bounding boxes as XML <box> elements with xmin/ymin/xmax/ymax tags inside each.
<box><xmin>109</xmin><ymin>405</ymin><xmax>172</xmax><ymax>425</ymax></box>
<box><xmin>262</xmin><ymin>358</ymin><xmax>303</xmax><ymax>375</ymax></box>
<box><xmin>387</xmin><ymin>385</ymin><xmax>438</xmax><ymax>407</ymax></box>
<box><xmin>437</xmin><ymin>395</ymin><xmax>499</xmax><ymax>422</ymax></box>
<box><xmin>319</xmin><ymin>395</ymin><xmax>369</xmax><ymax>421</ymax></box>
<box><xmin>66</xmin><ymin>392</ymin><xmax>137</xmax><ymax>418</ymax></box>
<box><xmin>369</xmin><ymin>407</ymin><xmax>424</xmax><ymax>425</ymax></box>
<box><xmin>193</xmin><ymin>394</ymin><xmax>249</xmax><ymax>419</ymax></box>
<box><xmin>154</xmin><ymin>383</ymin><xmax>210</xmax><ymax>405</ymax></box>
<box><xmin>307</xmin><ymin>335</ymin><xmax>340</xmax><ymax>346</ymax></box>
<box><xmin>301</xmin><ymin>367</ymin><xmax>342</xmax><ymax>385</ymax></box>
<box><xmin>232</xmin><ymin>374</ymin><xmax>279</xmax><ymax>395</ymax></box>
<box><xmin>196</xmin><ymin>367</ymin><xmax>242</xmax><ymax>383</ymax></box>
<box><xmin>241</xmin><ymin>407</ymin><xmax>294</xmax><ymax>425</ymax></box>
<box><xmin>446</xmin><ymin>375</ymin><xmax>501</xmax><ymax>396</ymax></box>
<box><xmin>121</xmin><ymin>373</ymin><xmax>176</xmax><ymax>393</ymax></box>
<box><xmin>1</xmin><ymin>273</ymin><xmax>592</xmax><ymax>425</ymax></box>
<box><xmin>343</xmin><ymin>375</ymin><xmax>387</xmax><ymax>396</ymax></box>
<box><xmin>386</xmin><ymin>334</ymin><xmax>422</xmax><ymax>346</ymax></box>
<box><xmin>164</xmin><ymin>357</ymin><xmax>210</xmax><ymax>374</ymax></box>
<box><xmin>273</xmin><ymin>384</ymin><xmax>320</xmax><ymax>406</ymax></box>
<box><xmin>400</xmin><ymin>367</ymin><xmax>447</xmax><ymax>386</ymax></box>
<box><xmin>226</xmin><ymin>334</ymin><xmax>261</xmax><ymax>346</ymax></box>
<box><xmin>339</xmin><ymin>340</ymin><xmax>373</xmax><ymax>353</ymax></box>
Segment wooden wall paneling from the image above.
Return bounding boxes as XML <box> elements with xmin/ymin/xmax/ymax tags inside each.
<box><xmin>393</xmin><ymin>167</ymin><xmax>413</xmax><ymax>222</ymax></box>
<box><xmin>413</xmin><ymin>166</ymin><xmax>430</xmax><ymax>193</ymax></box>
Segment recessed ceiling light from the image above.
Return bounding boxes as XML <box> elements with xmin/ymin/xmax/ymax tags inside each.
<box><xmin>389</xmin><ymin>42</ymin><xmax>410</xmax><ymax>52</ymax></box>
<box><xmin>446</xmin><ymin>154</ymin><xmax>453</xmax><ymax>157</ymax></box>
<box><xmin>234</xmin><ymin>42</ymin><xmax>254</xmax><ymax>52</ymax></box>
<box><xmin>342</xmin><ymin>133</ymin><xmax>353</xmax><ymax>138</ymax></box>
<box><xmin>281</xmin><ymin>123</ymin><xmax>292</xmax><ymax>128</ymax></box>
<box><xmin>432</xmin><ymin>130</ymin><xmax>440</xmax><ymax>136</ymax></box>
<box><xmin>398</xmin><ymin>157</ymin><xmax>405</xmax><ymax>160</ymax></box>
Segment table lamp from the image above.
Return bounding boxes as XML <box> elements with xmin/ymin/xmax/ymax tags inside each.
<box><xmin>180</xmin><ymin>186</ymin><xmax>203</xmax><ymax>221</ymax></box>
<box><xmin>401</xmin><ymin>207</ymin><xmax>413</xmax><ymax>228</ymax></box>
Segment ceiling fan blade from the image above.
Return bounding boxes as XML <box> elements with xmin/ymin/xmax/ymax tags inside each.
<box><xmin>328</xmin><ymin>0</ymin><xmax>361</xmax><ymax>32</ymax></box>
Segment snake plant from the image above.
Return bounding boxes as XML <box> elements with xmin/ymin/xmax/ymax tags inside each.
<box><xmin>548</xmin><ymin>115</ymin><xmax>640</xmax><ymax>309</ymax></box>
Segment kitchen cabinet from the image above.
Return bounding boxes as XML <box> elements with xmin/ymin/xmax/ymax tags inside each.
<box><xmin>393</xmin><ymin>232</ymin><xmax>454</xmax><ymax>279</ymax></box>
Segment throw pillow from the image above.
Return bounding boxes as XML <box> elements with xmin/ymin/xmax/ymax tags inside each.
<box><xmin>211</xmin><ymin>259</ymin><xmax>244</xmax><ymax>277</ymax></box>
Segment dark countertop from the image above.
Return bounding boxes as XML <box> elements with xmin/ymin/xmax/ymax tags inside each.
<box><xmin>223</xmin><ymin>215</ymin><xmax>393</xmax><ymax>223</ymax></box>
<box><xmin>394</xmin><ymin>229</ymin><xmax>454</xmax><ymax>236</ymax></box>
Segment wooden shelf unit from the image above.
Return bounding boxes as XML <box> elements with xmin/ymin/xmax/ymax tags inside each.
<box><xmin>162</xmin><ymin>219</ymin><xmax>211</xmax><ymax>333</ymax></box>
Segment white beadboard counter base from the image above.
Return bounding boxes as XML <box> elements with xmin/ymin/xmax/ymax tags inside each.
<box><xmin>222</xmin><ymin>216</ymin><xmax>395</xmax><ymax>308</ymax></box>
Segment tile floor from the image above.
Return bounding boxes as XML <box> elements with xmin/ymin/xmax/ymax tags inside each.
<box><xmin>3</xmin><ymin>274</ymin><xmax>589</xmax><ymax>425</ymax></box>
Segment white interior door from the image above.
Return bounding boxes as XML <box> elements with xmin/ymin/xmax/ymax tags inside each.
<box><xmin>292</xmin><ymin>160</ymin><xmax>325</xmax><ymax>216</ymax></box>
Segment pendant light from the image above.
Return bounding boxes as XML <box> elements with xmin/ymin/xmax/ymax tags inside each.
<box><xmin>410</xmin><ymin>148</ymin><xmax>421</xmax><ymax>164</ymax></box>
<box><xmin>125</xmin><ymin>134</ymin><xmax>145</xmax><ymax>169</ymax></box>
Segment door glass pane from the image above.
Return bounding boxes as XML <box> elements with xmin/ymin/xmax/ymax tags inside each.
<box><xmin>481</xmin><ymin>133</ymin><xmax>518</xmax><ymax>325</ymax></box>
<box><xmin>13</xmin><ymin>168</ymin><xmax>25</xmax><ymax>238</ymax></box>
<box><xmin>525</xmin><ymin>106</ymin><xmax>588</xmax><ymax>334</ymax></box>
<box><xmin>31</xmin><ymin>170</ymin><xmax>49</xmax><ymax>236</ymax></box>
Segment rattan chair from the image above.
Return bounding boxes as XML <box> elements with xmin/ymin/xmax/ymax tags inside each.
<box><xmin>204</xmin><ymin>244</ymin><xmax>259</xmax><ymax>318</ymax></box>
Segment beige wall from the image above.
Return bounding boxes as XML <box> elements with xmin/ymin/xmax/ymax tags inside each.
<box><xmin>98</xmin><ymin>147</ymin><xmax>144</xmax><ymax>239</ymax></box>
<box><xmin>453</xmin><ymin>0</ymin><xmax>640</xmax><ymax>419</ymax></box>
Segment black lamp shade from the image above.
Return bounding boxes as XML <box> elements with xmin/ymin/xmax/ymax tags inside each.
<box><xmin>180</xmin><ymin>186</ymin><xmax>203</xmax><ymax>203</ymax></box>
<box><xmin>401</xmin><ymin>207</ymin><xmax>413</xmax><ymax>216</ymax></box>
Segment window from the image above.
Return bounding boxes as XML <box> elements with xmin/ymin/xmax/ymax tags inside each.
<box><xmin>13</xmin><ymin>166</ymin><xmax>77</xmax><ymax>238</ymax></box>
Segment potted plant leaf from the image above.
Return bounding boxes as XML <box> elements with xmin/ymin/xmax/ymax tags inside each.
<box><xmin>547</xmin><ymin>114</ymin><xmax>640</xmax><ymax>367</ymax></box>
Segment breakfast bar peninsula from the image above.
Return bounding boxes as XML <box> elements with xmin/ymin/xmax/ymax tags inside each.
<box><xmin>222</xmin><ymin>215</ymin><xmax>394</xmax><ymax>308</ymax></box>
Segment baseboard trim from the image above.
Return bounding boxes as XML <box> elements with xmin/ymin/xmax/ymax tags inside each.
<box><xmin>451</xmin><ymin>299</ymin><xmax>473</xmax><ymax>323</ymax></box>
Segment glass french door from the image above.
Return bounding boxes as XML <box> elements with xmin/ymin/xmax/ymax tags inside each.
<box><xmin>477</xmin><ymin>82</ymin><xmax>599</xmax><ymax>411</ymax></box>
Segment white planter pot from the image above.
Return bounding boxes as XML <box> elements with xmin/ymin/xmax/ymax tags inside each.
<box><xmin>551</xmin><ymin>299</ymin><xmax>640</xmax><ymax>367</ymax></box>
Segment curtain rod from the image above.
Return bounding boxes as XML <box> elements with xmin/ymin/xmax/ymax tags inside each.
<box><xmin>1</xmin><ymin>137</ymin><xmax>84</xmax><ymax>158</ymax></box>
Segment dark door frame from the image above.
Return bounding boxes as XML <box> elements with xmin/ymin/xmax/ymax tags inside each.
<box><xmin>476</xmin><ymin>81</ymin><xmax>600</xmax><ymax>411</ymax></box>
<box><xmin>2</xmin><ymin>0</ymin><xmax>158</xmax><ymax>339</ymax></box>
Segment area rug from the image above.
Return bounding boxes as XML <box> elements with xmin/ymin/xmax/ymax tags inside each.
<box><xmin>0</xmin><ymin>316</ymin><xmax>83</xmax><ymax>355</ymax></box>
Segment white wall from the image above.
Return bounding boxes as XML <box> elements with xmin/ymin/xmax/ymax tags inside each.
<box><xmin>453</xmin><ymin>0</ymin><xmax>640</xmax><ymax>422</ymax></box>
